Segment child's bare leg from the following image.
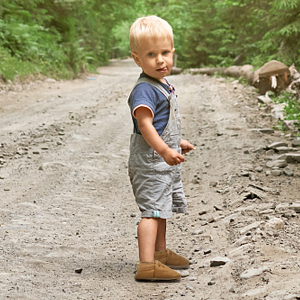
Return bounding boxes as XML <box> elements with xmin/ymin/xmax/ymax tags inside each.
<box><xmin>155</xmin><ymin>218</ymin><xmax>166</xmax><ymax>251</ymax></box>
<box><xmin>137</xmin><ymin>217</ymin><xmax>160</xmax><ymax>262</ymax></box>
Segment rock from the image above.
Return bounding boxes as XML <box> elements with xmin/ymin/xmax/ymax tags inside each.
<box><xmin>240</xmin><ymin>221</ymin><xmax>263</xmax><ymax>235</ymax></box>
<box><xmin>240</xmin><ymin>266</ymin><xmax>269</xmax><ymax>279</ymax></box>
<box><xmin>266</xmin><ymin>160</ymin><xmax>287</xmax><ymax>168</ymax></box>
<box><xmin>259</xmin><ymin>209</ymin><xmax>274</xmax><ymax>215</ymax></box>
<box><xmin>271</xmin><ymin>169</ymin><xmax>282</xmax><ymax>176</ymax></box>
<box><xmin>290</xmin><ymin>202</ymin><xmax>300</xmax><ymax>213</ymax></box>
<box><xmin>210</xmin><ymin>256</ymin><xmax>231</xmax><ymax>267</ymax></box>
<box><xmin>228</xmin><ymin>244</ymin><xmax>252</xmax><ymax>258</ymax></box>
<box><xmin>275</xmin><ymin>146</ymin><xmax>295</xmax><ymax>153</ymax></box>
<box><xmin>180</xmin><ymin>270</ymin><xmax>190</xmax><ymax>277</ymax></box>
<box><xmin>285</xmin><ymin>153</ymin><xmax>300</xmax><ymax>163</ymax></box>
<box><xmin>208</xmin><ymin>280</ymin><xmax>216</xmax><ymax>285</ymax></box>
<box><xmin>291</xmin><ymin>139</ymin><xmax>300</xmax><ymax>147</ymax></box>
<box><xmin>45</xmin><ymin>78</ymin><xmax>56</xmax><ymax>83</ymax></box>
<box><xmin>266</xmin><ymin>142</ymin><xmax>288</xmax><ymax>149</ymax></box>
<box><xmin>282</xmin><ymin>120</ymin><xmax>299</xmax><ymax>131</ymax></box>
<box><xmin>209</xmin><ymin>181</ymin><xmax>218</xmax><ymax>187</ymax></box>
<box><xmin>204</xmin><ymin>249</ymin><xmax>211</xmax><ymax>255</ymax></box>
<box><xmin>255</xmin><ymin>166</ymin><xmax>263</xmax><ymax>172</ymax></box>
<box><xmin>275</xmin><ymin>203</ymin><xmax>290</xmax><ymax>213</ymax></box>
<box><xmin>257</xmin><ymin>93</ymin><xmax>273</xmax><ymax>105</ymax></box>
<box><xmin>194</xmin><ymin>247</ymin><xmax>202</xmax><ymax>252</ymax></box>
<box><xmin>75</xmin><ymin>268</ymin><xmax>83</xmax><ymax>274</ymax></box>
<box><xmin>191</xmin><ymin>229</ymin><xmax>203</xmax><ymax>235</ymax></box>
<box><xmin>283</xmin><ymin>165</ymin><xmax>294</xmax><ymax>176</ymax></box>
<box><xmin>259</xmin><ymin>128</ymin><xmax>274</xmax><ymax>134</ymax></box>
<box><xmin>265</xmin><ymin>217</ymin><xmax>284</xmax><ymax>230</ymax></box>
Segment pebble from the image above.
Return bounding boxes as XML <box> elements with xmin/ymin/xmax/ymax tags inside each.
<box><xmin>214</xmin><ymin>204</ymin><xmax>222</xmax><ymax>211</ymax></box>
<box><xmin>240</xmin><ymin>266</ymin><xmax>269</xmax><ymax>279</ymax></box>
<box><xmin>267</xmin><ymin>142</ymin><xmax>288</xmax><ymax>149</ymax></box>
<box><xmin>192</xmin><ymin>229</ymin><xmax>203</xmax><ymax>235</ymax></box>
<box><xmin>271</xmin><ymin>169</ymin><xmax>282</xmax><ymax>176</ymax></box>
<box><xmin>194</xmin><ymin>247</ymin><xmax>202</xmax><ymax>252</ymax></box>
<box><xmin>265</xmin><ymin>217</ymin><xmax>284</xmax><ymax>230</ymax></box>
<box><xmin>240</xmin><ymin>221</ymin><xmax>263</xmax><ymax>235</ymax></box>
<box><xmin>204</xmin><ymin>249</ymin><xmax>211</xmax><ymax>255</ymax></box>
<box><xmin>210</xmin><ymin>256</ymin><xmax>231</xmax><ymax>267</ymax></box>
<box><xmin>180</xmin><ymin>270</ymin><xmax>190</xmax><ymax>277</ymax></box>
<box><xmin>75</xmin><ymin>268</ymin><xmax>83</xmax><ymax>274</ymax></box>
<box><xmin>283</xmin><ymin>165</ymin><xmax>294</xmax><ymax>176</ymax></box>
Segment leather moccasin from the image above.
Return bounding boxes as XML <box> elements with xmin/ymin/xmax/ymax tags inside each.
<box><xmin>154</xmin><ymin>248</ymin><xmax>190</xmax><ymax>269</ymax></box>
<box><xmin>135</xmin><ymin>260</ymin><xmax>181</xmax><ymax>281</ymax></box>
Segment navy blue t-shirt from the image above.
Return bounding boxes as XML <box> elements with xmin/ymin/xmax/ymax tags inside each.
<box><xmin>129</xmin><ymin>73</ymin><xmax>173</xmax><ymax>136</ymax></box>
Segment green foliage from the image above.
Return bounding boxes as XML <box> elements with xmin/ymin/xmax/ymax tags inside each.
<box><xmin>1</xmin><ymin>0</ymin><xmax>300</xmax><ymax>81</ymax></box>
<box><xmin>269</xmin><ymin>91</ymin><xmax>300</xmax><ymax>131</ymax></box>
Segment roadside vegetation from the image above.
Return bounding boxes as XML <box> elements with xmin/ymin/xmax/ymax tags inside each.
<box><xmin>1</xmin><ymin>0</ymin><xmax>300</xmax><ymax>131</ymax></box>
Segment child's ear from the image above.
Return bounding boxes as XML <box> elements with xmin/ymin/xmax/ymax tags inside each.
<box><xmin>172</xmin><ymin>48</ymin><xmax>175</xmax><ymax>55</ymax></box>
<box><xmin>132</xmin><ymin>52</ymin><xmax>141</xmax><ymax>67</ymax></box>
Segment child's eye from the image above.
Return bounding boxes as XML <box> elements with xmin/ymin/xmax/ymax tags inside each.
<box><xmin>162</xmin><ymin>51</ymin><xmax>170</xmax><ymax>55</ymax></box>
<box><xmin>147</xmin><ymin>52</ymin><xmax>154</xmax><ymax>57</ymax></box>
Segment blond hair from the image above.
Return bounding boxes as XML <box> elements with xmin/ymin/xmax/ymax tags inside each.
<box><xmin>130</xmin><ymin>15</ymin><xmax>174</xmax><ymax>53</ymax></box>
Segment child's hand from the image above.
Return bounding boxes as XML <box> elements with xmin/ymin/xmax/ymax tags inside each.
<box><xmin>161</xmin><ymin>148</ymin><xmax>185</xmax><ymax>166</ymax></box>
<box><xmin>180</xmin><ymin>139</ymin><xmax>195</xmax><ymax>154</ymax></box>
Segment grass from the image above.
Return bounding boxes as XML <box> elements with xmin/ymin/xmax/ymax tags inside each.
<box><xmin>268</xmin><ymin>91</ymin><xmax>300</xmax><ymax>134</ymax></box>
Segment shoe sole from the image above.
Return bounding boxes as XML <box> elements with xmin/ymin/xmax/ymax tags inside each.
<box><xmin>135</xmin><ymin>277</ymin><xmax>181</xmax><ymax>281</ymax></box>
<box><xmin>166</xmin><ymin>264</ymin><xmax>190</xmax><ymax>269</ymax></box>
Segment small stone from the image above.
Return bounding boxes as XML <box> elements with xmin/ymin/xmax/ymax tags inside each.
<box><xmin>283</xmin><ymin>166</ymin><xmax>294</xmax><ymax>176</ymax></box>
<box><xmin>255</xmin><ymin>166</ymin><xmax>263</xmax><ymax>172</ymax></box>
<box><xmin>204</xmin><ymin>249</ymin><xmax>211</xmax><ymax>255</ymax></box>
<box><xmin>198</xmin><ymin>210</ymin><xmax>207</xmax><ymax>215</ymax></box>
<box><xmin>266</xmin><ymin>142</ymin><xmax>288</xmax><ymax>149</ymax></box>
<box><xmin>265</xmin><ymin>217</ymin><xmax>284</xmax><ymax>230</ymax></box>
<box><xmin>4</xmin><ymin>188</ymin><xmax>10</xmax><ymax>191</ymax></box>
<box><xmin>180</xmin><ymin>270</ymin><xmax>190</xmax><ymax>277</ymax></box>
<box><xmin>188</xmin><ymin>277</ymin><xmax>197</xmax><ymax>282</ymax></box>
<box><xmin>214</xmin><ymin>204</ymin><xmax>223</xmax><ymax>211</ymax></box>
<box><xmin>240</xmin><ymin>266</ymin><xmax>269</xmax><ymax>279</ymax></box>
<box><xmin>208</xmin><ymin>281</ymin><xmax>216</xmax><ymax>285</ymax></box>
<box><xmin>290</xmin><ymin>202</ymin><xmax>300</xmax><ymax>213</ymax></box>
<box><xmin>33</xmin><ymin>151</ymin><xmax>40</xmax><ymax>155</ymax></box>
<box><xmin>130</xmin><ymin>213</ymin><xmax>136</xmax><ymax>217</ymax></box>
<box><xmin>285</xmin><ymin>153</ymin><xmax>300</xmax><ymax>163</ymax></box>
<box><xmin>229</xmin><ymin>286</ymin><xmax>235</xmax><ymax>293</ymax></box>
<box><xmin>291</xmin><ymin>139</ymin><xmax>300</xmax><ymax>147</ymax></box>
<box><xmin>75</xmin><ymin>268</ymin><xmax>83</xmax><ymax>274</ymax></box>
<box><xmin>209</xmin><ymin>181</ymin><xmax>218</xmax><ymax>187</ymax></box>
<box><xmin>259</xmin><ymin>128</ymin><xmax>274</xmax><ymax>134</ymax></box>
<box><xmin>191</xmin><ymin>229</ymin><xmax>203</xmax><ymax>235</ymax></box>
<box><xmin>210</xmin><ymin>256</ymin><xmax>231</xmax><ymax>267</ymax></box>
<box><xmin>194</xmin><ymin>247</ymin><xmax>202</xmax><ymax>252</ymax></box>
<box><xmin>271</xmin><ymin>169</ymin><xmax>282</xmax><ymax>176</ymax></box>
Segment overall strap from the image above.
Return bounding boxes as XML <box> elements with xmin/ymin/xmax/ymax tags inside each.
<box><xmin>134</xmin><ymin>77</ymin><xmax>170</xmax><ymax>99</ymax></box>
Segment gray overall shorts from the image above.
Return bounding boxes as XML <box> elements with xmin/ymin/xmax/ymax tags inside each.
<box><xmin>128</xmin><ymin>77</ymin><xmax>187</xmax><ymax>219</ymax></box>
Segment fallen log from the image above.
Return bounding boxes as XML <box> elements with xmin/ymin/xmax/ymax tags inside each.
<box><xmin>189</xmin><ymin>60</ymin><xmax>293</xmax><ymax>95</ymax></box>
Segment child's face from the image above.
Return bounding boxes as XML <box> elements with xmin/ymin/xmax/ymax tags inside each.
<box><xmin>132</xmin><ymin>37</ymin><xmax>175</xmax><ymax>83</ymax></box>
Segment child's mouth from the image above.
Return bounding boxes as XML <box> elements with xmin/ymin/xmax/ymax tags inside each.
<box><xmin>157</xmin><ymin>67</ymin><xmax>167</xmax><ymax>72</ymax></box>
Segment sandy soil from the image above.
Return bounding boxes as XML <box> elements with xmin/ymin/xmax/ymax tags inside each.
<box><xmin>0</xmin><ymin>59</ymin><xmax>299</xmax><ymax>300</ymax></box>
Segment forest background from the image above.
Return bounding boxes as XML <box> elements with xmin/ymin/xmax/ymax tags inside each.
<box><xmin>0</xmin><ymin>0</ymin><xmax>300</xmax><ymax>81</ymax></box>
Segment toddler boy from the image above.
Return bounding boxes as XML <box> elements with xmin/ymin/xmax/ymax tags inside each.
<box><xmin>128</xmin><ymin>15</ymin><xmax>195</xmax><ymax>281</ymax></box>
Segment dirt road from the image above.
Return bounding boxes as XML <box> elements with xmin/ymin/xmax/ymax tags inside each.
<box><xmin>0</xmin><ymin>59</ymin><xmax>299</xmax><ymax>300</ymax></box>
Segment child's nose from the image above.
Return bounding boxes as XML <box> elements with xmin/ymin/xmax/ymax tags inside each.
<box><xmin>156</xmin><ymin>54</ymin><xmax>164</xmax><ymax>63</ymax></box>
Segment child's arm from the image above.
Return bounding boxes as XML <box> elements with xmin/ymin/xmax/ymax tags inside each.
<box><xmin>135</xmin><ymin>107</ymin><xmax>185</xmax><ymax>166</ymax></box>
<box><xmin>180</xmin><ymin>139</ymin><xmax>195</xmax><ymax>154</ymax></box>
